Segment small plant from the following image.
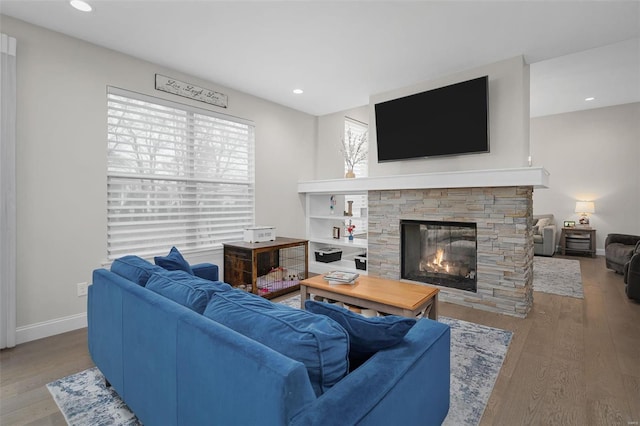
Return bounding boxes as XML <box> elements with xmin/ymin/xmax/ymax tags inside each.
<box><xmin>346</xmin><ymin>223</ymin><xmax>356</xmax><ymax>236</ymax></box>
<box><xmin>341</xmin><ymin>128</ymin><xmax>368</xmax><ymax>172</ymax></box>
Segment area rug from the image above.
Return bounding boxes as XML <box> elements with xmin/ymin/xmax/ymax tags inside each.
<box><xmin>48</xmin><ymin>298</ymin><xmax>511</xmax><ymax>426</ymax></box>
<box><xmin>46</xmin><ymin>368</ymin><xmax>141</xmax><ymax>426</ymax></box>
<box><xmin>533</xmin><ymin>256</ymin><xmax>583</xmax><ymax>298</ymax></box>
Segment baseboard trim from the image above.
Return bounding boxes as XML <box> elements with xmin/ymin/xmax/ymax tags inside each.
<box><xmin>16</xmin><ymin>312</ymin><xmax>87</xmax><ymax>345</ymax></box>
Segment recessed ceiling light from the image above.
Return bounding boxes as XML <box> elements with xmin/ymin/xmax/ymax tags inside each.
<box><xmin>585</xmin><ymin>97</ymin><xmax>595</xmax><ymax>101</ymax></box>
<box><xmin>293</xmin><ymin>89</ymin><xmax>304</xmax><ymax>94</ymax></box>
<box><xmin>70</xmin><ymin>0</ymin><xmax>92</xmax><ymax>12</ymax></box>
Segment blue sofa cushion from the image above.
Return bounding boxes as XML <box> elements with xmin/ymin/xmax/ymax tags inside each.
<box><xmin>154</xmin><ymin>246</ymin><xmax>193</xmax><ymax>275</ymax></box>
<box><xmin>110</xmin><ymin>255</ymin><xmax>165</xmax><ymax>287</ymax></box>
<box><xmin>204</xmin><ymin>291</ymin><xmax>349</xmax><ymax>397</ymax></box>
<box><xmin>147</xmin><ymin>270</ymin><xmax>232</xmax><ymax>314</ymax></box>
<box><xmin>305</xmin><ymin>300</ymin><xmax>416</xmax><ymax>368</ymax></box>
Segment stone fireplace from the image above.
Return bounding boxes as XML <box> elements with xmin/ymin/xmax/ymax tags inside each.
<box><xmin>401</xmin><ymin>220</ymin><xmax>477</xmax><ymax>292</ymax></box>
<box><xmin>368</xmin><ymin>186</ymin><xmax>534</xmax><ymax>317</ymax></box>
<box><xmin>299</xmin><ymin>168</ymin><xmax>547</xmax><ymax>318</ymax></box>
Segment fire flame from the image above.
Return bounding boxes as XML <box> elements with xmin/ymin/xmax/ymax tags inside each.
<box><xmin>433</xmin><ymin>249</ymin><xmax>444</xmax><ymax>266</ymax></box>
<box><xmin>429</xmin><ymin>248</ymin><xmax>450</xmax><ymax>273</ymax></box>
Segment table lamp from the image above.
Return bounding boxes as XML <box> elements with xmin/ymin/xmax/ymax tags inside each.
<box><xmin>575</xmin><ymin>201</ymin><xmax>595</xmax><ymax>226</ymax></box>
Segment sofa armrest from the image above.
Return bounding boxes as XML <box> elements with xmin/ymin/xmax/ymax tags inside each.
<box><xmin>605</xmin><ymin>233</ymin><xmax>640</xmax><ymax>248</ymax></box>
<box><xmin>541</xmin><ymin>225</ymin><xmax>557</xmax><ymax>255</ymax></box>
<box><xmin>290</xmin><ymin>319</ymin><xmax>450</xmax><ymax>426</ymax></box>
<box><xmin>191</xmin><ymin>263</ymin><xmax>219</xmax><ymax>281</ymax></box>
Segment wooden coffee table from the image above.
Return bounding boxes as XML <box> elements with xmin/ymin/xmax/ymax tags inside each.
<box><xmin>299</xmin><ymin>274</ymin><xmax>439</xmax><ymax>319</ymax></box>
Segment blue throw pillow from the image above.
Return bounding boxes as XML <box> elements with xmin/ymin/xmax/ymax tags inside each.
<box><xmin>147</xmin><ymin>270</ymin><xmax>232</xmax><ymax>314</ymax></box>
<box><xmin>305</xmin><ymin>300</ymin><xmax>416</xmax><ymax>368</ymax></box>
<box><xmin>204</xmin><ymin>291</ymin><xmax>349</xmax><ymax>397</ymax></box>
<box><xmin>154</xmin><ymin>246</ymin><xmax>193</xmax><ymax>275</ymax></box>
<box><xmin>111</xmin><ymin>255</ymin><xmax>165</xmax><ymax>286</ymax></box>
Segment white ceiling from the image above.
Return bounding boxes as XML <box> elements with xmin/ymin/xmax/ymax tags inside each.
<box><xmin>1</xmin><ymin>1</ymin><xmax>639</xmax><ymax>117</ymax></box>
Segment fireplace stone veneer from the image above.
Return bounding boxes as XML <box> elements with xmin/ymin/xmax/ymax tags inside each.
<box><xmin>368</xmin><ymin>186</ymin><xmax>534</xmax><ymax>317</ymax></box>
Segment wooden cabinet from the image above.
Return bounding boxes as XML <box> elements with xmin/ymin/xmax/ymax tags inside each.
<box><xmin>223</xmin><ymin>237</ymin><xmax>308</xmax><ymax>299</ymax></box>
<box><xmin>560</xmin><ymin>227</ymin><xmax>596</xmax><ymax>257</ymax></box>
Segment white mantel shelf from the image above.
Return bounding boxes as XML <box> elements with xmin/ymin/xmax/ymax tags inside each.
<box><xmin>298</xmin><ymin>167</ymin><xmax>549</xmax><ymax>193</ymax></box>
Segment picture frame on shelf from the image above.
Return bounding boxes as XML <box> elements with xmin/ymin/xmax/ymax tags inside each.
<box><xmin>332</xmin><ymin>227</ymin><xmax>341</xmax><ymax>239</ymax></box>
<box><xmin>563</xmin><ymin>220</ymin><xmax>575</xmax><ymax>228</ymax></box>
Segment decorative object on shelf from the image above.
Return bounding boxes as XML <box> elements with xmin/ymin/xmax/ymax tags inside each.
<box><xmin>330</xmin><ymin>195</ymin><xmax>336</xmax><ymax>214</ymax></box>
<box><xmin>340</xmin><ymin>128</ymin><xmax>368</xmax><ymax>179</ymax></box>
<box><xmin>333</xmin><ymin>227</ymin><xmax>341</xmax><ymax>239</ymax></box>
<box><xmin>563</xmin><ymin>220</ymin><xmax>575</xmax><ymax>228</ymax></box>
<box><xmin>347</xmin><ymin>221</ymin><xmax>356</xmax><ymax>241</ymax></box>
<box><xmin>344</xmin><ymin>200</ymin><xmax>354</xmax><ymax>217</ymax></box>
<box><xmin>155</xmin><ymin>74</ymin><xmax>228</xmax><ymax>108</ymax></box>
<box><xmin>575</xmin><ymin>201</ymin><xmax>595</xmax><ymax>226</ymax></box>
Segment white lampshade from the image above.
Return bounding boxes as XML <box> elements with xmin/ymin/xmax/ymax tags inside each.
<box><xmin>575</xmin><ymin>201</ymin><xmax>595</xmax><ymax>214</ymax></box>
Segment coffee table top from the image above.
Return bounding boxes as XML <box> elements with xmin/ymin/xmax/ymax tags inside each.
<box><xmin>300</xmin><ymin>274</ymin><xmax>439</xmax><ymax>312</ymax></box>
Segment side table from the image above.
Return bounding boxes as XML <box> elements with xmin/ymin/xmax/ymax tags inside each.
<box><xmin>560</xmin><ymin>227</ymin><xmax>596</xmax><ymax>257</ymax></box>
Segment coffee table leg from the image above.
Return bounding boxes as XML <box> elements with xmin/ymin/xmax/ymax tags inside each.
<box><xmin>422</xmin><ymin>294</ymin><xmax>438</xmax><ymax>320</ymax></box>
<box><xmin>300</xmin><ymin>284</ymin><xmax>309</xmax><ymax>310</ymax></box>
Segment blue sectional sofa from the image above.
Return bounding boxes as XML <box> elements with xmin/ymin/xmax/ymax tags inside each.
<box><xmin>88</xmin><ymin>255</ymin><xmax>451</xmax><ymax>425</ymax></box>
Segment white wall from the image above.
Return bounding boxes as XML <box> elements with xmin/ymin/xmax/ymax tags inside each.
<box><xmin>1</xmin><ymin>16</ymin><xmax>317</xmax><ymax>342</ymax></box>
<box><xmin>368</xmin><ymin>56</ymin><xmax>530</xmax><ymax>176</ymax></box>
<box><xmin>531</xmin><ymin>102</ymin><xmax>640</xmax><ymax>252</ymax></box>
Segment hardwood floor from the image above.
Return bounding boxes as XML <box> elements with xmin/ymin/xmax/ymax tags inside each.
<box><xmin>1</xmin><ymin>256</ymin><xmax>638</xmax><ymax>425</ymax></box>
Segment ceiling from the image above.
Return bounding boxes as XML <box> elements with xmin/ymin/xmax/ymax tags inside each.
<box><xmin>1</xmin><ymin>1</ymin><xmax>639</xmax><ymax>117</ymax></box>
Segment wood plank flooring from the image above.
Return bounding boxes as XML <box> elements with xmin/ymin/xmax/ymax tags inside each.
<box><xmin>1</xmin><ymin>256</ymin><xmax>638</xmax><ymax>425</ymax></box>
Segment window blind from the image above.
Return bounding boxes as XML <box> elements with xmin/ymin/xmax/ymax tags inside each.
<box><xmin>107</xmin><ymin>87</ymin><xmax>255</xmax><ymax>259</ymax></box>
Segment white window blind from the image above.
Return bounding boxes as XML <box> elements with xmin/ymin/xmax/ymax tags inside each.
<box><xmin>107</xmin><ymin>87</ymin><xmax>255</xmax><ymax>260</ymax></box>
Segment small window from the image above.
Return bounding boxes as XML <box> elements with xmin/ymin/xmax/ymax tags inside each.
<box><xmin>343</xmin><ymin>117</ymin><xmax>368</xmax><ymax>178</ymax></box>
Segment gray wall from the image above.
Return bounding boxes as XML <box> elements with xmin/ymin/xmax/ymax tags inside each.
<box><xmin>531</xmin><ymin>102</ymin><xmax>640</xmax><ymax>252</ymax></box>
<box><xmin>2</xmin><ymin>16</ymin><xmax>317</xmax><ymax>341</ymax></box>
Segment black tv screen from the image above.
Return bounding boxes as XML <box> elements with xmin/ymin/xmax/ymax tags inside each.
<box><xmin>375</xmin><ymin>76</ymin><xmax>489</xmax><ymax>162</ymax></box>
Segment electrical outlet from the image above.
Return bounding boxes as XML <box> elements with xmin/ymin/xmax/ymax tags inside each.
<box><xmin>77</xmin><ymin>282</ymin><xmax>88</xmax><ymax>297</ymax></box>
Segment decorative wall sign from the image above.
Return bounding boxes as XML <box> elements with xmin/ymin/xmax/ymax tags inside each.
<box><xmin>155</xmin><ymin>74</ymin><xmax>228</xmax><ymax>108</ymax></box>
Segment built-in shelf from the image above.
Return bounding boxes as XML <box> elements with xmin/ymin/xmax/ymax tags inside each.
<box><xmin>304</xmin><ymin>191</ymin><xmax>368</xmax><ymax>275</ymax></box>
<box><xmin>310</xmin><ymin>237</ymin><xmax>367</xmax><ymax>249</ymax></box>
<box><xmin>309</xmin><ymin>214</ymin><xmax>367</xmax><ymax>220</ymax></box>
<box><xmin>298</xmin><ymin>167</ymin><xmax>549</xmax><ymax>193</ymax></box>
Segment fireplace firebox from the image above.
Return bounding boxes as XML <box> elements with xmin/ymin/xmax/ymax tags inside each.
<box><xmin>401</xmin><ymin>220</ymin><xmax>477</xmax><ymax>292</ymax></box>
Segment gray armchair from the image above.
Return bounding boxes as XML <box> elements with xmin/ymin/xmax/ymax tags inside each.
<box><xmin>623</xmin><ymin>243</ymin><xmax>640</xmax><ymax>301</ymax></box>
<box><xmin>605</xmin><ymin>233</ymin><xmax>640</xmax><ymax>274</ymax></box>
<box><xmin>533</xmin><ymin>214</ymin><xmax>557</xmax><ymax>256</ymax></box>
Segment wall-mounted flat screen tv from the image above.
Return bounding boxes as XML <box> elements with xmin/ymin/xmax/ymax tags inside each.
<box><xmin>375</xmin><ymin>75</ymin><xmax>489</xmax><ymax>162</ymax></box>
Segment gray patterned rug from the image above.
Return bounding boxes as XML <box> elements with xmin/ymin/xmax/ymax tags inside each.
<box><xmin>533</xmin><ymin>256</ymin><xmax>583</xmax><ymax>298</ymax></box>
<box><xmin>48</xmin><ymin>296</ymin><xmax>511</xmax><ymax>426</ymax></box>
